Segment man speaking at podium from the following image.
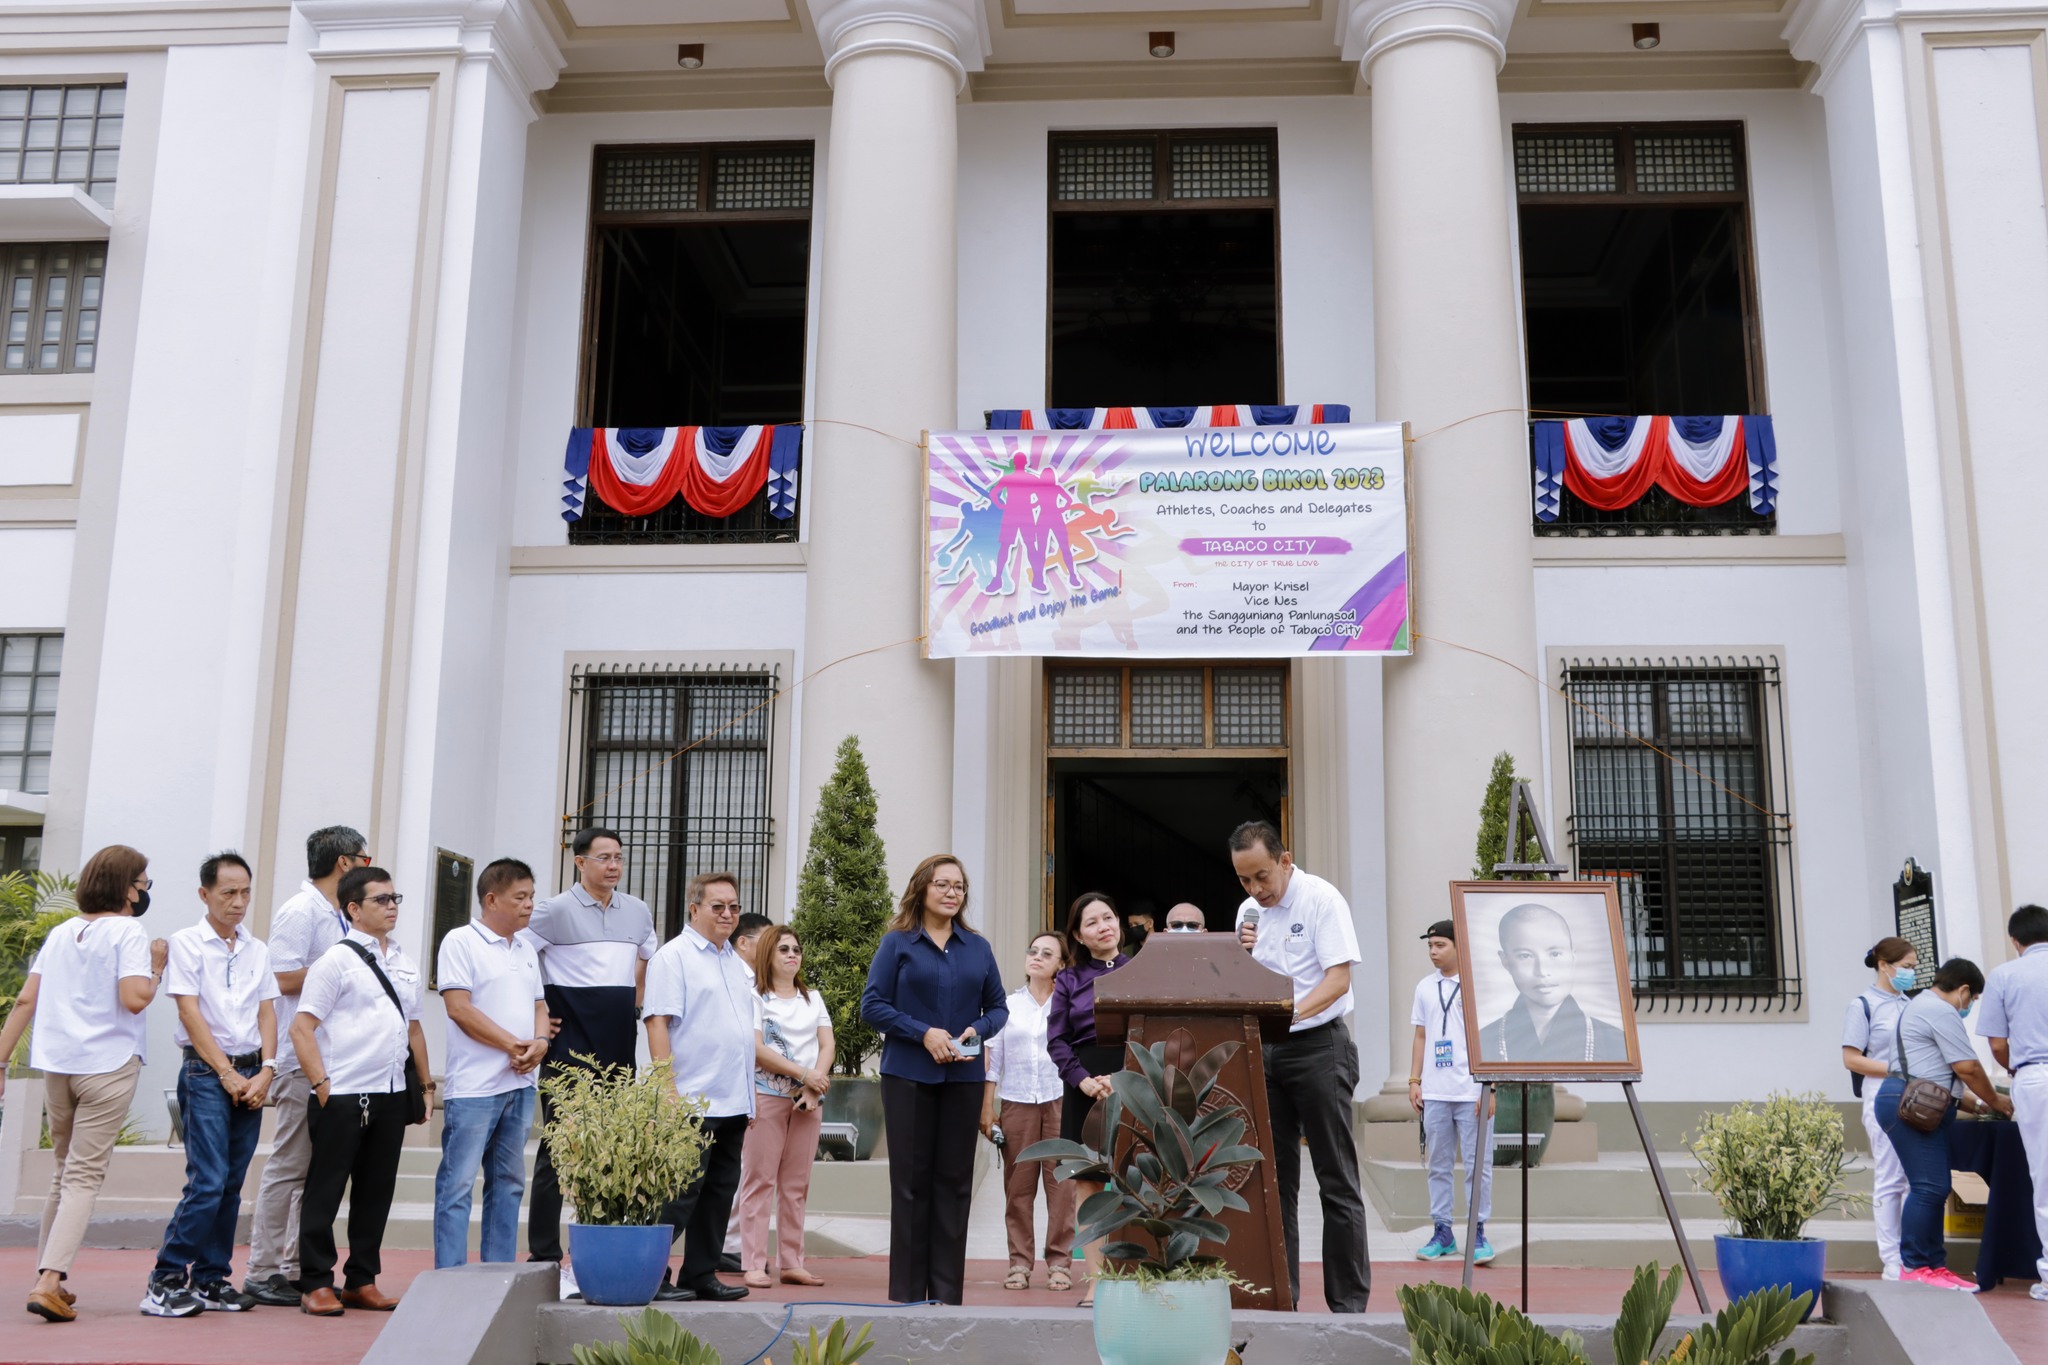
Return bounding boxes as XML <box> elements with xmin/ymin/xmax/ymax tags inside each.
<box><xmin>1230</xmin><ymin>821</ymin><xmax>1370</xmax><ymax>1312</ymax></box>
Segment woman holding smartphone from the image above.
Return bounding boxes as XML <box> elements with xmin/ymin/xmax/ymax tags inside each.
<box><xmin>860</xmin><ymin>855</ymin><xmax>1007</xmax><ymax>1304</ymax></box>
<box><xmin>736</xmin><ymin>926</ymin><xmax>833</xmax><ymax>1289</ymax></box>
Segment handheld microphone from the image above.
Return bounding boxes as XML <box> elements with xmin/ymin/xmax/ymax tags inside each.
<box><xmin>1241</xmin><ymin>905</ymin><xmax>1259</xmax><ymax>949</ymax></box>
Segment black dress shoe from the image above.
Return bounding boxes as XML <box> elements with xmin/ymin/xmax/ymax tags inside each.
<box><xmin>692</xmin><ymin>1280</ymin><xmax>749</xmax><ymax>1302</ymax></box>
<box><xmin>653</xmin><ymin>1274</ymin><xmax>696</xmax><ymax>1303</ymax></box>
<box><xmin>242</xmin><ymin>1274</ymin><xmax>301</xmax><ymax>1308</ymax></box>
<box><xmin>717</xmin><ymin>1252</ymin><xmax>743</xmax><ymax>1274</ymax></box>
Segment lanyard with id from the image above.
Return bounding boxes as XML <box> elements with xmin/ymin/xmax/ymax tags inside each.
<box><xmin>1433</xmin><ymin>979</ymin><xmax>1461</xmax><ymax>1071</ymax></box>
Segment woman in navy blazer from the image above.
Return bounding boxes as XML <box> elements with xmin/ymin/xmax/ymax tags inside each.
<box><xmin>860</xmin><ymin>854</ymin><xmax>1008</xmax><ymax>1304</ymax></box>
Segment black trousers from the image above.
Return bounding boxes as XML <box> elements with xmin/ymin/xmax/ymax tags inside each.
<box><xmin>1263</xmin><ymin>1018</ymin><xmax>1371</xmax><ymax>1312</ymax></box>
<box><xmin>528</xmin><ymin>1078</ymin><xmax>568</xmax><ymax>1261</ymax></box>
<box><xmin>656</xmin><ymin>1113</ymin><xmax>748</xmax><ymax>1287</ymax></box>
<box><xmin>880</xmin><ymin>1074</ymin><xmax>981</xmax><ymax>1304</ymax></box>
<box><xmin>297</xmin><ymin>1090</ymin><xmax>407</xmax><ymax>1293</ymax></box>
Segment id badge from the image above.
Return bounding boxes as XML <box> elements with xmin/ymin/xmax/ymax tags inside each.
<box><xmin>1433</xmin><ymin>1038</ymin><xmax>1455</xmax><ymax>1070</ymax></box>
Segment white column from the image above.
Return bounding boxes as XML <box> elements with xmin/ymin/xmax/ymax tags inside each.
<box><xmin>1340</xmin><ymin>0</ymin><xmax>1544</xmax><ymax>1103</ymax></box>
<box><xmin>798</xmin><ymin>0</ymin><xmax>985</xmax><ymax>886</ymax></box>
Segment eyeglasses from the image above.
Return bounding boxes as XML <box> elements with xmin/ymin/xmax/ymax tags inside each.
<box><xmin>930</xmin><ymin>880</ymin><xmax>966</xmax><ymax>893</ymax></box>
<box><xmin>703</xmin><ymin>904</ymin><xmax>741</xmax><ymax>918</ymax></box>
<box><xmin>365</xmin><ymin>892</ymin><xmax>404</xmax><ymax>908</ymax></box>
<box><xmin>355</xmin><ymin>852</ymin><xmax>374</xmax><ymax>866</ymax></box>
<box><xmin>132</xmin><ymin>877</ymin><xmax>153</xmax><ymax>891</ymax></box>
<box><xmin>581</xmin><ymin>853</ymin><xmax>624</xmax><ymax>866</ymax></box>
<box><xmin>1166</xmin><ymin>923</ymin><xmax>1204</xmax><ymax>933</ymax></box>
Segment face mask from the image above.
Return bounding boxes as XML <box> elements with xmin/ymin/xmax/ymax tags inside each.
<box><xmin>1960</xmin><ymin>1002</ymin><xmax>1974</xmax><ymax>1019</ymax></box>
<box><xmin>1890</xmin><ymin>966</ymin><xmax>1916</xmax><ymax>993</ymax></box>
<box><xmin>130</xmin><ymin>888</ymin><xmax>151</xmax><ymax>918</ymax></box>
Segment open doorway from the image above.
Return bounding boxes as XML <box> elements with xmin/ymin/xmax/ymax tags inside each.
<box><xmin>1051</xmin><ymin>758</ymin><xmax>1286</xmax><ymax>933</ymax></box>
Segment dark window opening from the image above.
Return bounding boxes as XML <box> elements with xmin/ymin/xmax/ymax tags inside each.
<box><xmin>1048</xmin><ymin>132</ymin><xmax>1280</xmax><ymax>409</ymax></box>
<box><xmin>1517</xmin><ymin>125</ymin><xmax>1768</xmax><ymax>534</ymax></box>
<box><xmin>1562</xmin><ymin>659</ymin><xmax>1799</xmax><ymax>1012</ymax></box>
<box><xmin>576</xmin><ymin>143</ymin><xmax>811</xmax><ymax>545</ymax></box>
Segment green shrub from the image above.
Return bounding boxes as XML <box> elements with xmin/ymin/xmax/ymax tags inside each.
<box><xmin>1690</xmin><ymin>1092</ymin><xmax>1864</xmax><ymax>1241</ymax></box>
<box><xmin>1401</xmin><ymin>1263</ymin><xmax>1815</xmax><ymax>1365</ymax></box>
<box><xmin>790</xmin><ymin>736</ymin><xmax>891</xmax><ymax>1075</ymax></box>
<box><xmin>539</xmin><ymin>1059</ymin><xmax>707</xmax><ymax>1228</ymax></box>
<box><xmin>571</xmin><ymin>1310</ymin><xmax>872</xmax><ymax>1365</ymax></box>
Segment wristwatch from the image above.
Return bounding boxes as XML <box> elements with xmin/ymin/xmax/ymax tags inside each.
<box><xmin>259</xmin><ymin>1058</ymin><xmax>277</xmax><ymax>1071</ymax></box>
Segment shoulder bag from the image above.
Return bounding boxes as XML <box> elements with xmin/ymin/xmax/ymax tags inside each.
<box><xmin>339</xmin><ymin>940</ymin><xmax>429</xmax><ymax>1124</ymax></box>
<box><xmin>1894</xmin><ymin>1015</ymin><xmax>1954</xmax><ymax>1134</ymax></box>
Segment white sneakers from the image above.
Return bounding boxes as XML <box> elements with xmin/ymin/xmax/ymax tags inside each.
<box><xmin>1880</xmin><ymin>1264</ymin><xmax>1901</xmax><ymax>1281</ymax></box>
<box><xmin>557</xmin><ymin>1261</ymin><xmax>580</xmax><ymax>1302</ymax></box>
<box><xmin>2029</xmin><ymin>1280</ymin><xmax>2048</xmax><ymax>1301</ymax></box>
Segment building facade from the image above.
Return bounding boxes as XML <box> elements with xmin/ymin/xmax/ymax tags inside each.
<box><xmin>1</xmin><ymin>0</ymin><xmax>2042</xmax><ymax>1138</ymax></box>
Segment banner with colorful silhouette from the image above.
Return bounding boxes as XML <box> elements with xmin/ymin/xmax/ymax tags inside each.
<box><xmin>924</xmin><ymin>423</ymin><xmax>1410</xmax><ymax>659</ymax></box>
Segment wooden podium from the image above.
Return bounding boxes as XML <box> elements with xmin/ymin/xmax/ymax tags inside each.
<box><xmin>1092</xmin><ymin>934</ymin><xmax>1298</xmax><ymax>1311</ymax></box>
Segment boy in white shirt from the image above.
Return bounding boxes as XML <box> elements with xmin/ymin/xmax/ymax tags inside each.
<box><xmin>1408</xmin><ymin>920</ymin><xmax>1494</xmax><ymax>1264</ymax></box>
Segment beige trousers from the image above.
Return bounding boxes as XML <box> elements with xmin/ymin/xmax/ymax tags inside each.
<box><xmin>38</xmin><ymin>1055</ymin><xmax>142</xmax><ymax>1275</ymax></box>
<box><xmin>245</xmin><ymin>1067</ymin><xmax>312</xmax><ymax>1280</ymax></box>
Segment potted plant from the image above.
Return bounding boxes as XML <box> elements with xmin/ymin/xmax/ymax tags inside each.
<box><xmin>791</xmin><ymin>736</ymin><xmax>893</xmax><ymax>1158</ymax></box>
<box><xmin>1402</xmin><ymin>1260</ymin><xmax>1816</xmax><ymax>1364</ymax></box>
<box><xmin>1690</xmin><ymin>1091</ymin><xmax>1864</xmax><ymax>1321</ymax></box>
<box><xmin>540</xmin><ymin>1058</ymin><xmax>709</xmax><ymax>1306</ymax></box>
<box><xmin>573</xmin><ymin>1308</ymin><xmax>874</xmax><ymax>1364</ymax></box>
<box><xmin>1022</xmin><ymin>1039</ymin><xmax>1265</xmax><ymax>1365</ymax></box>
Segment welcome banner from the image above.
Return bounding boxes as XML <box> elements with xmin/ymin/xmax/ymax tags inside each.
<box><xmin>924</xmin><ymin>423</ymin><xmax>1410</xmax><ymax>659</ymax></box>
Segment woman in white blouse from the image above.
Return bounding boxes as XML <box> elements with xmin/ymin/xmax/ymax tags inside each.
<box><xmin>981</xmin><ymin>931</ymin><xmax>1076</xmax><ymax>1292</ymax></box>
<box><xmin>0</xmin><ymin>845</ymin><xmax>166</xmax><ymax>1324</ymax></box>
<box><xmin>736</xmin><ymin>926</ymin><xmax>834</xmax><ymax>1289</ymax></box>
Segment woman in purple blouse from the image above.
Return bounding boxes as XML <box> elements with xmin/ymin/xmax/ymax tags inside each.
<box><xmin>1045</xmin><ymin>890</ymin><xmax>1128</xmax><ymax>1306</ymax></box>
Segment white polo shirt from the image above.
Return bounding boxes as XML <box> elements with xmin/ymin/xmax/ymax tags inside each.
<box><xmin>267</xmin><ymin>880</ymin><xmax>349</xmax><ymax>1076</ymax></box>
<box><xmin>28</xmin><ymin>913</ymin><xmax>152</xmax><ymax>1076</ymax></box>
<box><xmin>1234</xmin><ymin>867</ymin><xmax>1361</xmax><ymax>1032</ymax></box>
<box><xmin>166</xmin><ymin>920</ymin><xmax>279</xmax><ymax>1055</ymax></box>
<box><xmin>296</xmin><ymin>928</ymin><xmax>421</xmax><ymax>1095</ymax></box>
<box><xmin>643</xmin><ymin>925</ymin><xmax>756</xmax><ymax>1119</ymax></box>
<box><xmin>437</xmin><ymin>920</ymin><xmax>546</xmax><ymax>1100</ymax></box>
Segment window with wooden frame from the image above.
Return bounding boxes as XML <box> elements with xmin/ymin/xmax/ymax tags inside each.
<box><xmin>1046</xmin><ymin>663</ymin><xmax>1288</xmax><ymax>753</ymax></box>
<box><xmin>576</xmin><ymin>142</ymin><xmax>812</xmax><ymax>544</ymax></box>
<box><xmin>1048</xmin><ymin>130</ymin><xmax>1280</xmax><ymax>409</ymax></box>
<box><xmin>3</xmin><ymin>242</ymin><xmax>106</xmax><ymax>373</ymax></box>
<box><xmin>1561</xmin><ymin>657</ymin><xmax>1800</xmax><ymax>1012</ymax></box>
<box><xmin>1516</xmin><ymin>124</ymin><xmax>1769</xmax><ymax>533</ymax></box>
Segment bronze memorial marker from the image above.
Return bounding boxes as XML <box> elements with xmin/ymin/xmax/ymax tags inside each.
<box><xmin>1092</xmin><ymin>932</ymin><xmax>1298</xmax><ymax>1311</ymax></box>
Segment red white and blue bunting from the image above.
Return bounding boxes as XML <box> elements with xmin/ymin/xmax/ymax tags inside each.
<box><xmin>988</xmin><ymin>404</ymin><xmax>1350</xmax><ymax>430</ymax></box>
<box><xmin>1531</xmin><ymin>416</ymin><xmax>1777</xmax><ymax>520</ymax></box>
<box><xmin>561</xmin><ymin>425</ymin><xmax>801</xmax><ymax>522</ymax></box>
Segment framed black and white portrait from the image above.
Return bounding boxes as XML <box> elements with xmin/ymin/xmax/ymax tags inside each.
<box><xmin>1450</xmin><ymin>881</ymin><xmax>1642</xmax><ymax>1081</ymax></box>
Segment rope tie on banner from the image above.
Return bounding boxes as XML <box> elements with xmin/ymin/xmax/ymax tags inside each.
<box><xmin>563</xmin><ymin>406</ymin><xmax>1788</xmax><ymax>836</ymax></box>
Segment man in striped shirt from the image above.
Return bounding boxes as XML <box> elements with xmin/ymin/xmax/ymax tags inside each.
<box><xmin>520</xmin><ymin>828</ymin><xmax>658</xmax><ymax>1268</ymax></box>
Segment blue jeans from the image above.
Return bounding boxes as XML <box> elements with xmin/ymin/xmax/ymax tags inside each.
<box><xmin>1423</xmin><ymin>1098</ymin><xmax>1492</xmax><ymax>1229</ymax></box>
<box><xmin>1875</xmin><ymin>1077</ymin><xmax>1956</xmax><ymax>1270</ymax></box>
<box><xmin>434</xmin><ymin>1088</ymin><xmax>535</xmax><ymax>1268</ymax></box>
<box><xmin>155</xmin><ymin>1057</ymin><xmax>264</xmax><ymax>1286</ymax></box>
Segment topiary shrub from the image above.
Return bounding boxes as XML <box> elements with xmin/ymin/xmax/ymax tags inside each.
<box><xmin>790</xmin><ymin>736</ymin><xmax>892</xmax><ymax>1075</ymax></box>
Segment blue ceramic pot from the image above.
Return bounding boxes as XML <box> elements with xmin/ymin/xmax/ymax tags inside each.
<box><xmin>1713</xmin><ymin>1234</ymin><xmax>1825</xmax><ymax>1322</ymax></box>
<box><xmin>568</xmin><ymin>1223</ymin><xmax>673</xmax><ymax>1307</ymax></box>
<box><xmin>1093</xmin><ymin>1277</ymin><xmax>1232</xmax><ymax>1365</ymax></box>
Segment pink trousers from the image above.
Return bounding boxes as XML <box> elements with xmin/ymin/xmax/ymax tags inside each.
<box><xmin>737</xmin><ymin>1093</ymin><xmax>822</xmax><ymax>1274</ymax></box>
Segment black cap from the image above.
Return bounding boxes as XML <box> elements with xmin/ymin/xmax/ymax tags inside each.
<box><xmin>1421</xmin><ymin>920</ymin><xmax>1455</xmax><ymax>942</ymax></box>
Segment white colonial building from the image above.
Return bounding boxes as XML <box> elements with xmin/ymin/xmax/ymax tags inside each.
<box><xmin>0</xmin><ymin>0</ymin><xmax>2042</xmax><ymax>1164</ymax></box>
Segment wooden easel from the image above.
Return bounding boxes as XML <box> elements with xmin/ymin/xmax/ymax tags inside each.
<box><xmin>1458</xmin><ymin>783</ymin><xmax>1712</xmax><ymax>1315</ymax></box>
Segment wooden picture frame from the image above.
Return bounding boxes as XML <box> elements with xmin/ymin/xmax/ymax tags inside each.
<box><xmin>1450</xmin><ymin>880</ymin><xmax>1643</xmax><ymax>1082</ymax></box>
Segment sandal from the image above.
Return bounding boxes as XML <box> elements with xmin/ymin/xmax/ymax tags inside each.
<box><xmin>1004</xmin><ymin>1269</ymin><xmax>1031</xmax><ymax>1291</ymax></box>
<box><xmin>1046</xmin><ymin>1268</ymin><xmax>1072</xmax><ymax>1292</ymax></box>
<box><xmin>743</xmin><ymin>1271</ymin><xmax>773</xmax><ymax>1289</ymax></box>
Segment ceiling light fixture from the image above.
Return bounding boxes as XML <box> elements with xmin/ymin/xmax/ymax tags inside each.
<box><xmin>678</xmin><ymin>43</ymin><xmax>705</xmax><ymax>68</ymax></box>
<box><xmin>1149</xmin><ymin>30</ymin><xmax>1175</xmax><ymax>58</ymax></box>
<box><xmin>1631</xmin><ymin>22</ymin><xmax>1660</xmax><ymax>49</ymax></box>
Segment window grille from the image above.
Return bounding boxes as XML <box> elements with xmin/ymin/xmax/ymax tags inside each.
<box><xmin>563</xmin><ymin>664</ymin><xmax>777</xmax><ymax>941</ymax></box>
<box><xmin>0</xmin><ymin>633</ymin><xmax>61</xmax><ymax>793</ymax></box>
<box><xmin>1213</xmin><ymin>668</ymin><xmax>1287</xmax><ymax>746</ymax></box>
<box><xmin>599</xmin><ymin>150</ymin><xmax>699</xmax><ymax>214</ymax></box>
<box><xmin>1130</xmin><ymin>670</ymin><xmax>1205</xmax><ymax>747</ymax></box>
<box><xmin>1170</xmin><ymin>140</ymin><xmax>1272</xmax><ymax>200</ymax></box>
<box><xmin>713</xmin><ymin>148</ymin><xmax>812</xmax><ymax>211</ymax></box>
<box><xmin>1049</xmin><ymin>669</ymin><xmax>1122</xmax><ymax>747</ymax></box>
<box><xmin>0</xmin><ymin>84</ymin><xmax>123</xmax><ymax>207</ymax></box>
<box><xmin>0</xmin><ymin>827</ymin><xmax>39</xmax><ymax>874</ymax></box>
<box><xmin>1562</xmin><ymin>657</ymin><xmax>1799</xmax><ymax>1012</ymax></box>
<box><xmin>1514</xmin><ymin>134</ymin><xmax>1618</xmax><ymax>195</ymax></box>
<box><xmin>3</xmin><ymin>242</ymin><xmax>106</xmax><ymax>373</ymax></box>
<box><xmin>1634</xmin><ymin>133</ymin><xmax>1739</xmax><ymax>195</ymax></box>
<box><xmin>1054</xmin><ymin>141</ymin><xmax>1155</xmax><ymax>202</ymax></box>
<box><xmin>1047</xmin><ymin>664</ymin><xmax>1288</xmax><ymax>751</ymax></box>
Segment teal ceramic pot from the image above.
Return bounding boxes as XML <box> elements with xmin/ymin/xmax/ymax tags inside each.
<box><xmin>1093</xmin><ymin>1277</ymin><xmax>1232</xmax><ymax>1365</ymax></box>
<box><xmin>820</xmin><ymin>1075</ymin><xmax>885</xmax><ymax>1160</ymax></box>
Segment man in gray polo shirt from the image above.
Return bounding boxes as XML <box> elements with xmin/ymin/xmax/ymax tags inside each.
<box><xmin>1980</xmin><ymin>902</ymin><xmax>2048</xmax><ymax>1300</ymax></box>
<box><xmin>519</xmin><ymin>828</ymin><xmax>658</xmax><ymax>1267</ymax></box>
